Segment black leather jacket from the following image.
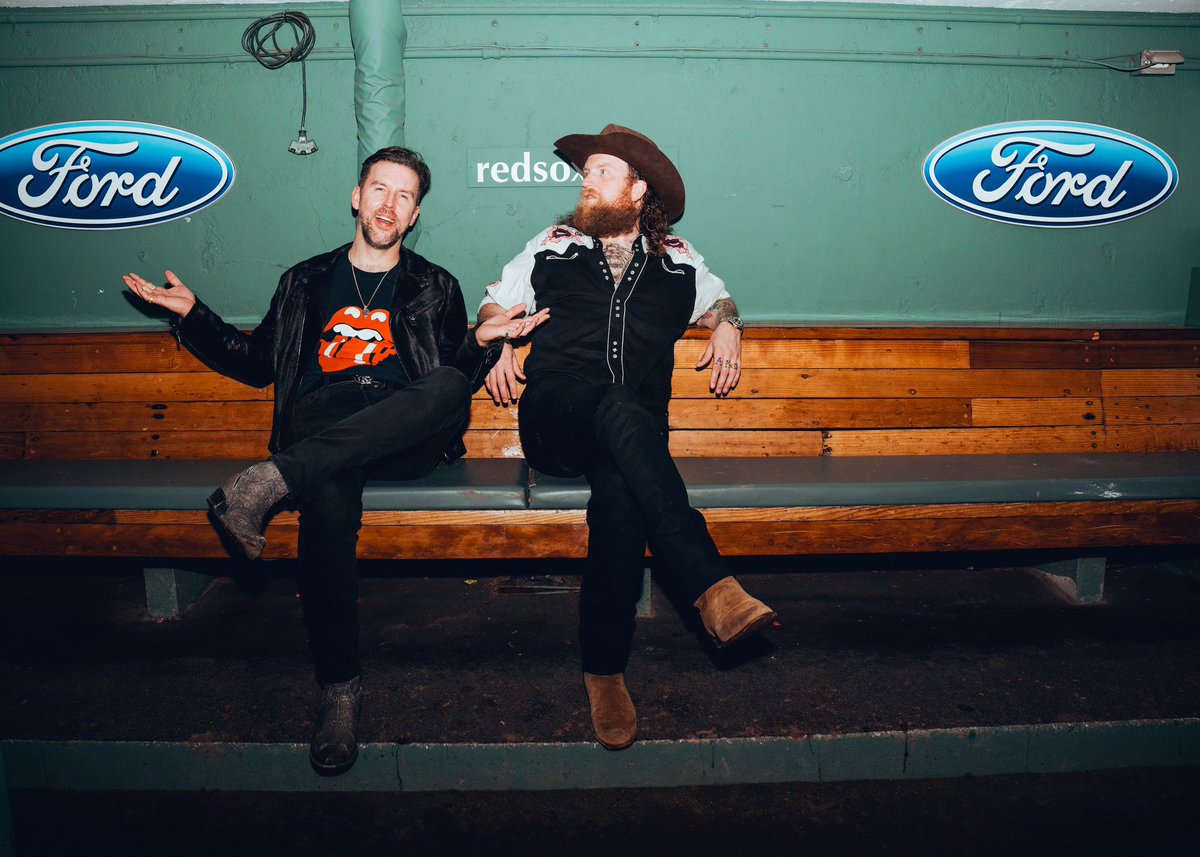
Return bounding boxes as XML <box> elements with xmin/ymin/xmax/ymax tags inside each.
<box><xmin>172</xmin><ymin>242</ymin><xmax>499</xmax><ymax>457</ymax></box>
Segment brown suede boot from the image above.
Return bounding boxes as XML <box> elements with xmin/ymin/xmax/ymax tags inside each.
<box><xmin>693</xmin><ymin>576</ymin><xmax>777</xmax><ymax>647</ymax></box>
<box><xmin>207</xmin><ymin>459</ymin><xmax>288</xmax><ymax>560</ymax></box>
<box><xmin>583</xmin><ymin>672</ymin><xmax>637</xmax><ymax>750</ymax></box>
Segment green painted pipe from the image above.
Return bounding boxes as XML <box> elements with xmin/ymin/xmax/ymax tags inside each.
<box><xmin>8</xmin><ymin>3</ymin><xmax>1197</xmax><ymax>29</ymax></box>
<box><xmin>6</xmin><ymin>49</ymin><xmax>1190</xmax><ymax>73</ymax></box>
<box><xmin>349</xmin><ymin>0</ymin><xmax>407</xmax><ymax>167</ymax></box>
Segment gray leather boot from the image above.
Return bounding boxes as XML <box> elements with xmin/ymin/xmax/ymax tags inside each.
<box><xmin>207</xmin><ymin>460</ymin><xmax>288</xmax><ymax>560</ymax></box>
<box><xmin>309</xmin><ymin>675</ymin><xmax>362</xmax><ymax>776</ymax></box>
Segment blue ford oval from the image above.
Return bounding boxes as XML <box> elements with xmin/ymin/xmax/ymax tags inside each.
<box><xmin>924</xmin><ymin>121</ymin><xmax>1177</xmax><ymax>228</ymax></box>
<box><xmin>0</xmin><ymin>120</ymin><xmax>235</xmax><ymax>230</ymax></box>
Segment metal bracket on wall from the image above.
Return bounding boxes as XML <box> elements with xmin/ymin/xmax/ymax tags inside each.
<box><xmin>1030</xmin><ymin>557</ymin><xmax>1106</xmax><ymax>605</ymax></box>
<box><xmin>143</xmin><ymin>567</ymin><xmax>215</xmax><ymax>620</ymax></box>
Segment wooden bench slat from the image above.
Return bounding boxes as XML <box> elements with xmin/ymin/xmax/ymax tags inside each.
<box><xmin>5</xmin><ymin>500</ymin><xmax>1196</xmax><ymax>559</ymax></box>
<box><xmin>0</xmin><ymin>401</ymin><xmax>275</xmax><ymax>433</ymax></box>
<box><xmin>0</xmin><ymin>433</ymin><xmax>23</xmax><ymax>459</ymax></box>
<box><xmin>462</xmin><ymin>430</ymin><xmax>526</xmax><ymax>459</ymax></box>
<box><xmin>1</xmin><ymin>335</ymin><xmax>975</xmax><ymax>375</ymax></box>
<box><xmin>1105</xmin><ymin>425</ymin><xmax>1200</xmax><ymax>453</ymax></box>
<box><xmin>25</xmin><ymin>419</ymin><xmax>1192</xmax><ymax>462</ymax></box>
<box><xmin>670</xmin><ymin>368</ymin><xmax>1100</xmax><ymax>398</ymax></box>
<box><xmin>970</xmin><ymin>341</ymin><xmax>1200</xmax><ymax>370</ymax></box>
<box><xmin>0</xmin><ymin>339</ymin><xmax>203</xmax><ymax>375</ymax></box>
<box><xmin>0</xmin><ymin>523</ymin><xmax>268</xmax><ymax>559</ymax></box>
<box><xmin>1106</xmin><ymin>397</ymin><xmax>1200</xmax><ymax>424</ymax></box>
<box><xmin>824</xmin><ymin>427</ymin><xmax>1102</xmax><ymax>456</ymax></box>
<box><xmin>26</xmin><ymin>431</ymin><xmax>272</xmax><ymax>460</ymax></box>
<box><xmin>706</xmin><ymin>508</ymin><xmax>1200</xmax><ymax>555</ymax></box>
<box><xmin>466</xmin><ymin>401</ymin><xmax>524</xmax><ymax>429</ymax></box>
<box><xmin>1102</xmin><ymin>369</ymin><xmax>1200</xmax><ymax>397</ymax></box>
<box><xmin>666</xmin><ymin>430</ymin><xmax>825</xmax><ymax>457</ymax></box>
<box><xmin>968</xmin><ymin>398</ymin><xmax>1101</xmax><ymax>427</ymax></box>
<box><xmin>477</xmin><ymin>400</ymin><xmax>971</xmax><ymax>433</ymax></box>
<box><xmin>0</xmin><ymin>373</ymin><xmax>271</xmax><ymax>404</ymax></box>
<box><xmin>968</xmin><ymin>341</ymin><xmax>1105</xmax><ymax>369</ymax></box>
<box><xmin>667</xmin><ymin>398</ymin><xmax>971</xmax><ymax>430</ymax></box>
<box><xmin>6</xmin><ymin>498</ymin><xmax>1195</xmax><ymax>527</ymax></box>
<box><xmin>6</xmin><ymin>326</ymin><xmax>1194</xmax><ymax>348</ymax></box>
<box><xmin>672</xmin><ymin>339</ymin><xmax>971</xmax><ymax>369</ymax></box>
<box><xmin>1097</xmin><ymin>343</ymin><xmax>1200</xmax><ymax>368</ymax></box>
<box><xmin>683</xmin><ymin>327</ymin><xmax>1200</xmax><ymax>342</ymax></box>
<box><xmin>0</xmin><ymin>397</ymin><xmax>1130</xmax><ymax>434</ymax></box>
<box><xmin>462</xmin><ymin>429</ymin><xmax>825</xmax><ymax>459</ymax></box>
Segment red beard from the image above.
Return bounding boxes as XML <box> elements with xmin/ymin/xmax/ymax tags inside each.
<box><xmin>569</xmin><ymin>193</ymin><xmax>640</xmax><ymax>238</ymax></box>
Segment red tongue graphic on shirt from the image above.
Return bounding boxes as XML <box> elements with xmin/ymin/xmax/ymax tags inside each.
<box><xmin>318</xmin><ymin>306</ymin><xmax>397</xmax><ymax>372</ymax></box>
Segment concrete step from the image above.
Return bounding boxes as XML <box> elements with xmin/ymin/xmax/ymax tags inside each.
<box><xmin>3</xmin><ymin>558</ymin><xmax>1200</xmax><ymax>791</ymax></box>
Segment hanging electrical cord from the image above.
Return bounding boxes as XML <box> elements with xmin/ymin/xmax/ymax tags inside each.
<box><xmin>242</xmin><ymin>11</ymin><xmax>319</xmax><ymax>155</ymax></box>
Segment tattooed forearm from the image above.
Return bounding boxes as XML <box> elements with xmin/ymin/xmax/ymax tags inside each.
<box><xmin>701</xmin><ymin>297</ymin><xmax>738</xmax><ymax>327</ymax></box>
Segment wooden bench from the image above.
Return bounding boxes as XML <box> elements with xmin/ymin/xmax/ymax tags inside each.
<box><xmin>2</xmin><ymin>326</ymin><xmax>1198</xmax><ymax>614</ymax></box>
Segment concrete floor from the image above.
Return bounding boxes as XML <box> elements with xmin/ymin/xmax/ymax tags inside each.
<box><xmin>8</xmin><ymin>768</ymin><xmax>1200</xmax><ymax>856</ymax></box>
<box><xmin>2</xmin><ymin>554</ymin><xmax>1199</xmax><ymax>854</ymax></box>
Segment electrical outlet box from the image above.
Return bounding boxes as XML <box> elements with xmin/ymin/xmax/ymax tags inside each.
<box><xmin>289</xmin><ymin>133</ymin><xmax>318</xmax><ymax>155</ymax></box>
<box><xmin>1137</xmin><ymin>50</ymin><xmax>1184</xmax><ymax>75</ymax></box>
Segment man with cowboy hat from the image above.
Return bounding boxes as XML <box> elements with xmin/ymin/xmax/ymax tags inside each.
<box><xmin>478</xmin><ymin>124</ymin><xmax>777</xmax><ymax>750</ymax></box>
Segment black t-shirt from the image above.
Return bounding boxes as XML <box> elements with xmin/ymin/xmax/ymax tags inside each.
<box><xmin>297</xmin><ymin>255</ymin><xmax>410</xmax><ymax>398</ymax></box>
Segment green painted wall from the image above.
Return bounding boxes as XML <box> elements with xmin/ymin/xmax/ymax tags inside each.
<box><xmin>0</xmin><ymin>1</ymin><xmax>1197</xmax><ymax>329</ymax></box>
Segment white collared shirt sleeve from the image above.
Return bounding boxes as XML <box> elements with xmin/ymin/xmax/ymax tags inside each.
<box><xmin>688</xmin><ymin>247</ymin><xmax>731</xmax><ymax>324</ymax></box>
<box><xmin>479</xmin><ymin>235</ymin><xmax>538</xmax><ymax>313</ymax></box>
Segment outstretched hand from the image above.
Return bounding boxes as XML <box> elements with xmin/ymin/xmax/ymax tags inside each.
<box><xmin>123</xmin><ymin>270</ymin><xmax>197</xmax><ymax>317</ymax></box>
<box><xmin>475</xmin><ymin>303</ymin><xmax>549</xmax><ymax>347</ymax></box>
<box><xmin>694</xmin><ymin>321</ymin><xmax>743</xmax><ymax>396</ymax></box>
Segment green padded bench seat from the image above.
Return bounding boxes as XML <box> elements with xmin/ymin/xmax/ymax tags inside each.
<box><xmin>526</xmin><ymin>453</ymin><xmax>1200</xmax><ymax>509</ymax></box>
<box><xmin>9</xmin><ymin>454</ymin><xmax>1198</xmax><ymax>514</ymax></box>
<box><xmin>0</xmin><ymin>459</ymin><xmax>531</xmax><ymax>512</ymax></box>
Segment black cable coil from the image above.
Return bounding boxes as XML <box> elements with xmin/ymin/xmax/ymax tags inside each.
<box><xmin>242</xmin><ymin>11</ymin><xmax>317</xmax><ymax>137</ymax></box>
<box><xmin>241</xmin><ymin>10</ymin><xmax>316</xmax><ymax>70</ymax></box>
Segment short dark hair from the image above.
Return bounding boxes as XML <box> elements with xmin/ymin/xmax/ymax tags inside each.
<box><xmin>358</xmin><ymin>146</ymin><xmax>431</xmax><ymax>202</ymax></box>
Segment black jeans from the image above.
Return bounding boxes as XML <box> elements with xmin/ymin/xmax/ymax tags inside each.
<box><xmin>274</xmin><ymin>366</ymin><xmax>471</xmax><ymax>685</ymax></box>
<box><xmin>519</xmin><ymin>374</ymin><xmax>728</xmax><ymax>675</ymax></box>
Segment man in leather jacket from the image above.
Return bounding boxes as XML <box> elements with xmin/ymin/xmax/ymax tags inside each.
<box><xmin>124</xmin><ymin>146</ymin><xmax>546</xmax><ymax>776</ymax></box>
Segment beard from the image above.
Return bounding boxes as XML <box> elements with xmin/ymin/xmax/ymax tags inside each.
<box><xmin>562</xmin><ymin>191</ymin><xmax>640</xmax><ymax>239</ymax></box>
<box><xmin>358</xmin><ymin>209</ymin><xmax>403</xmax><ymax>250</ymax></box>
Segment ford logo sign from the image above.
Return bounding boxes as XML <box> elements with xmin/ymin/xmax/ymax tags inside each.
<box><xmin>923</xmin><ymin>121</ymin><xmax>1177</xmax><ymax>228</ymax></box>
<box><xmin>0</xmin><ymin>120</ymin><xmax>235</xmax><ymax>230</ymax></box>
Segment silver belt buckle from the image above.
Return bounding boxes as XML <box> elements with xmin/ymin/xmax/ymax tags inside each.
<box><xmin>353</xmin><ymin>374</ymin><xmax>375</xmax><ymax>386</ymax></box>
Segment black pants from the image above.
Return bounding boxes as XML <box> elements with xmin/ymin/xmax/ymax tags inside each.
<box><xmin>519</xmin><ymin>374</ymin><xmax>728</xmax><ymax>675</ymax></box>
<box><xmin>274</xmin><ymin>366</ymin><xmax>471</xmax><ymax>685</ymax></box>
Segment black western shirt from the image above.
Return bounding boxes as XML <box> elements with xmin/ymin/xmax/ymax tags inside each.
<box><xmin>482</xmin><ymin>225</ymin><xmax>730</xmax><ymax>410</ymax></box>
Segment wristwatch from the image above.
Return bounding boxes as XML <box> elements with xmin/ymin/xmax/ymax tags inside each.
<box><xmin>723</xmin><ymin>315</ymin><xmax>745</xmax><ymax>331</ymax></box>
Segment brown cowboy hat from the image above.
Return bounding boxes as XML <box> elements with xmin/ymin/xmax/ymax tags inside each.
<box><xmin>555</xmin><ymin>124</ymin><xmax>685</xmax><ymax>223</ymax></box>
